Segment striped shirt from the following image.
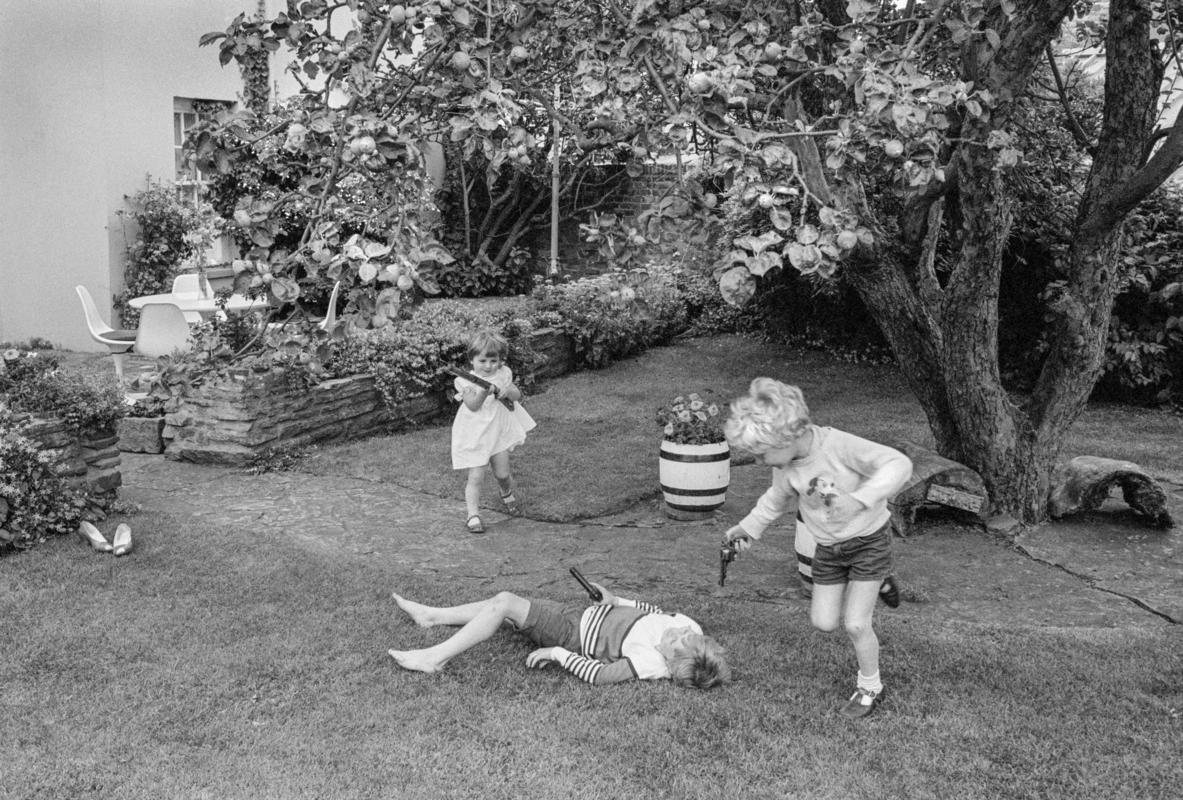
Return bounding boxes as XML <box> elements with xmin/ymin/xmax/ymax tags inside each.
<box><xmin>551</xmin><ymin>598</ymin><xmax>702</xmax><ymax>685</ymax></box>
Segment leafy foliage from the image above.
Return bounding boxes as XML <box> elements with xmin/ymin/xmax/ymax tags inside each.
<box><xmin>325</xmin><ymin>299</ymin><xmax>543</xmax><ymax>411</ymax></box>
<box><xmin>0</xmin><ymin>409</ymin><xmax>85</xmax><ymax>554</ymax></box>
<box><xmin>1096</xmin><ymin>184</ymin><xmax>1183</xmax><ymax>404</ymax></box>
<box><xmin>116</xmin><ymin>180</ymin><xmax>223</xmax><ymax>327</ymax></box>
<box><xmin>530</xmin><ymin>265</ymin><xmax>688</xmax><ymax>369</ymax></box>
<box><xmin>0</xmin><ymin>350</ymin><xmax>126</xmax><ymax>438</ymax></box>
<box><xmin>426</xmin><ymin>245</ymin><xmax>537</xmax><ymax>299</ymax></box>
<box><xmin>183</xmin><ymin>0</ymin><xmax>1183</xmax><ymax>519</ymax></box>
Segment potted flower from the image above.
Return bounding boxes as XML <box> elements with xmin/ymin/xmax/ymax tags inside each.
<box><xmin>656</xmin><ymin>392</ymin><xmax>730</xmax><ymax>520</ymax></box>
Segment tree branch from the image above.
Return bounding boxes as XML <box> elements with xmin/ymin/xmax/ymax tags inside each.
<box><xmin>1044</xmin><ymin>44</ymin><xmax>1094</xmax><ymax>151</ymax></box>
<box><xmin>1079</xmin><ymin>122</ymin><xmax>1183</xmax><ymax>237</ymax></box>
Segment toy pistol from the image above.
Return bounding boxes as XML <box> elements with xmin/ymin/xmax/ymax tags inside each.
<box><xmin>446</xmin><ymin>365</ymin><xmax>514</xmax><ymax>410</ymax></box>
<box><xmin>569</xmin><ymin>567</ymin><xmax>603</xmax><ymax>602</ymax></box>
<box><xmin>719</xmin><ymin>540</ymin><xmax>738</xmax><ymax>587</ymax></box>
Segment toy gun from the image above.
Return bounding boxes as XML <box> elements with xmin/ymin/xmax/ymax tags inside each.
<box><xmin>569</xmin><ymin>567</ymin><xmax>604</xmax><ymax>602</ymax></box>
<box><xmin>719</xmin><ymin>539</ymin><xmax>738</xmax><ymax>587</ymax></box>
<box><xmin>446</xmin><ymin>365</ymin><xmax>514</xmax><ymax>410</ymax></box>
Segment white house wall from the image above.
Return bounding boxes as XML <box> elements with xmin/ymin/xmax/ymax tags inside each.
<box><xmin>0</xmin><ymin>0</ymin><xmax>269</xmax><ymax>351</ymax></box>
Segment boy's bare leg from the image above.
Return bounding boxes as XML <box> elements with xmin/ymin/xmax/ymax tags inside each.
<box><xmin>389</xmin><ymin>591</ymin><xmax>531</xmax><ymax>674</ymax></box>
<box><xmin>392</xmin><ymin>592</ymin><xmax>501</xmax><ymax>628</ymax></box>
<box><xmin>841</xmin><ymin>581</ymin><xmax>882</xmax><ymax>677</ymax></box>
<box><xmin>809</xmin><ymin>582</ymin><xmax>846</xmax><ymax>633</ymax></box>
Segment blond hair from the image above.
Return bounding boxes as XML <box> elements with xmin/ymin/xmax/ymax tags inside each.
<box><xmin>724</xmin><ymin>377</ymin><xmax>811</xmax><ymax>454</ymax></box>
<box><xmin>466</xmin><ymin>329</ymin><xmax>509</xmax><ymax>360</ymax></box>
<box><xmin>668</xmin><ymin>635</ymin><xmax>732</xmax><ymax>690</ymax></box>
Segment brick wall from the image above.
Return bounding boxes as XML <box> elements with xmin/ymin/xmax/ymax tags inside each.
<box><xmin>526</xmin><ymin>164</ymin><xmax>686</xmax><ymax>279</ymax></box>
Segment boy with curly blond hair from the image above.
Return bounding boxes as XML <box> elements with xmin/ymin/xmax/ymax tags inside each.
<box><xmin>722</xmin><ymin>378</ymin><xmax>912</xmax><ymax>718</ymax></box>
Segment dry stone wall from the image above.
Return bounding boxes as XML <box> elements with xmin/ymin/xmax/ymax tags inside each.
<box><xmin>17</xmin><ymin>417</ymin><xmax>122</xmax><ymax>517</ymax></box>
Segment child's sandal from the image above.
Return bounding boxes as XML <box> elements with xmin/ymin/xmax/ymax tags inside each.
<box><xmin>466</xmin><ymin>515</ymin><xmax>485</xmax><ymax>534</ymax></box>
<box><xmin>499</xmin><ymin>490</ymin><xmax>519</xmax><ymax>515</ymax></box>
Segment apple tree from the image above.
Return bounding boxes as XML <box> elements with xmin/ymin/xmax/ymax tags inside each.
<box><xmin>563</xmin><ymin>0</ymin><xmax>1183</xmax><ymax>522</ymax></box>
<box><xmin>201</xmin><ymin>0</ymin><xmax>1183</xmax><ymax>521</ymax></box>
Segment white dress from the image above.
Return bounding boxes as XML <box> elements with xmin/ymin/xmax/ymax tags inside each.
<box><xmin>450</xmin><ymin>365</ymin><xmax>536</xmax><ymax>469</ymax></box>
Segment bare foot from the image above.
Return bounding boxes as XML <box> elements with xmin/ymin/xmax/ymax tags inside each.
<box><xmin>391</xmin><ymin>592</ymin><xmax>438</xmax><ymax>627</ymax></box>
<box><xmin>388</xmin><ymin>648</ymin><xmax>446</xmax><ymax>673</ymax></box>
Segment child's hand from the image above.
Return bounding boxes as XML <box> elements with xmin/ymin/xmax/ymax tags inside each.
<box><xmin>591</xmin><ymin>583</ymin><xmax>616</xmax><ymax>606</ymax></box>
<box><xmin>525</xmin><ymin>647</ymin><xmax>559</xmax><ymax>669</ymax></box>
<box><xmin>723</xmin><ymin>525</ymin><xmax>752</xmax><ymax>552</ymax></box>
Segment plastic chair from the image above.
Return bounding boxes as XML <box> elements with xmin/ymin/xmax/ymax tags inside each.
<box><xmin>171</xmin><ymin>273</ymin><xmax>210</xmax><ymax>297</ymax></box>
<box><xmin>134</xmin><ymin>302</ymin><xmax>194</xmax><ymax>358</ymax></box>
<box><xmin>75</xmin><ymin>285</ymin><xmax>137</xmax><ymax>380</ymax></box>
<box><xmin>318</xmin><ymin>281</ymin><xmax>342</xmax><ymax>331</ymax></box>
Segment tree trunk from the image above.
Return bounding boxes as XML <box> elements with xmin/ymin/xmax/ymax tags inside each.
<box><xmin>846</xmin><ymin>0</ymin><xmax>1177</xmax><ymax>524</ymax></box>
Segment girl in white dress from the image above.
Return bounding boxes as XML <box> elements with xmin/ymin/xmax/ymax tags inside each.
<box><xmin>451</xmin><ymin>330</ymin><xmax>536</xmax><ymax>533</ymax></box>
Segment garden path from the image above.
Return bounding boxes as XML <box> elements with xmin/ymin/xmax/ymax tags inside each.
<box><xmin>117</xmin><ymin>449</ymin><xmax>1182</xmax><ymax>631</ymax></box>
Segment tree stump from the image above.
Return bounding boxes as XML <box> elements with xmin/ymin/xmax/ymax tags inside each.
<box><xmin>887</xmin><ymin>440</ymin><xmax>989</xmax><ymax>534</ymax></box>
<box><xmin>1047</xmin><ymin>456</ymin><xmax>1173</xmax><ymax>528</ymax></box>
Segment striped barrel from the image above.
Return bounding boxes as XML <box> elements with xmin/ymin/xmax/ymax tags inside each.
<box><xmin>659</xmin><ymin>440</ymin><xmax>730</xmax><ymax>519</ymax></box>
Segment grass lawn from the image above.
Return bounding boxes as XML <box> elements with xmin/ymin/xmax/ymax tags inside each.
<box><xmin>3</xmin><ymin>334</ymin><xmax>1182</xmax><ymax>799</ymax></box>
<box><xmin>2</xmin><ymin>519</ymin><xmax>1178</xmax><ymax>799</ymax></box>
<box><xmin>301</xmin><ymin>334</ymin><xmax>1183</xmax><ymax>519</ymax></box>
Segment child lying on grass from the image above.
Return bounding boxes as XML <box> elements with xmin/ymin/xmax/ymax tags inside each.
<box><xmin>388</xmin><ymin>584</ymin><xmax>731</xmax><ymax>689</ymax></box>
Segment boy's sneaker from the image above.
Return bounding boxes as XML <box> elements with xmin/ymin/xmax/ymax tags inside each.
<box><xmin>840</xmin><ymin>687</ymin><xmax>884</xmax><ymax>719</ymax></box>
<box><xmin>878</xmin><ymin>575</ymin><xmax>900</xmax><ymax>608</ymax></box>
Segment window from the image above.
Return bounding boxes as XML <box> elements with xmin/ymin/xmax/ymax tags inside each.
<box><xmin>173</xmin><ymin>97</ymin><xmax>232</xmax><ymax>206</ymax></box>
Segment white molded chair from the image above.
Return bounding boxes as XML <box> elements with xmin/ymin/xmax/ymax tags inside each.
<box><xmin>134</xmin><ymin>302</ymin><xmax>194</xmax><ymax>358</ymax></box>
<box><xmin>170</xmin><ymin>274</ymin><xmax>209</xmax><ymax>323</ymax></box>
<box><xmin>318</xmin><ymin>281</ymin><xmax>342</xmax><ymax>331</ymax></box>
<box><xmin>75</xmin><ymin>285</ymin><xmax>137</xmax><ymax>380</ymax></box>
<box><xmin>171</xmin><ymin>273</ymin><xmax>209</xmax><ymax>297</ymax></box>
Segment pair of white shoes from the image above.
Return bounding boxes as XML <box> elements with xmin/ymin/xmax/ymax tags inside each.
<box><xmin>78</xmin><ymin>521</ymin><xmax>133</xmax><ymax>556</ymax></box>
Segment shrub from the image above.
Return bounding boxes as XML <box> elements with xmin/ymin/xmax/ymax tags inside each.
<box><xmin>1093</xmin><ymin>184</ymin><xmax>1183</xmax><ymax>405</ymax></box>
<box><xmin>0</xmin><ymin>351</ymin><xmax>126</xmax><ymax>437</ymax></box>
<box><xmin>324</xmin><ymin>300</ymin><xmax>542</xmax><ymax>412</ymax></box>
<box><xmin>116</xmin><ymin>179</ymin><xmax>224</xmax><ymax>327</ymax></box>
<box><xmin>426</xmin><ymin>248</ymin><xmax>539</xmax><ymax>299</ymax></box>
<box><xmin>0</xmin><ymin>410</ymin><xmax>85</xmax><ymax>554</ymax></box>
<box><xmin>1004</xmin><ymin>184</ymin><xmax>1183</xmax><ymax>405</ymax></box>
<box><xmin>530</xmin><ymin>266</ymin><xmax>689</xmax><ymax>369</ymax></box>
<box><xmin>669</xmin><ymin>267</ymin><xmax>747</xmax><ymax>335</ymax></box>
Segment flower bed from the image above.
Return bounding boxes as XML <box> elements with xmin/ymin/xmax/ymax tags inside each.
<box><xmin>163</xmin><ymin>327</ymin><xmax>577</xmax><ymax>464</ymax></box>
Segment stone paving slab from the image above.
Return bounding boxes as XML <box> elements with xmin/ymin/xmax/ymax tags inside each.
<box><xmin>1016</xmin><ymin>479</ymin><xmax>1183</xmax><ymax>624</ymax></box>
<box><xmin>119</xmin><ymin>452</ymin><xmax>1176</xmax><ymax>630</ymax></box>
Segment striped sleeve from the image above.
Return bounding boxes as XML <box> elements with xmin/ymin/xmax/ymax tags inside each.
<box><xmin>615</xmin><ymin>598</ymin><xmax>662</xmax><ymax>614</ymax></box>
<box><xmin>557</xmin><ymin>650</ymin><xmax>638</xmax><ymax>685</ymax></box>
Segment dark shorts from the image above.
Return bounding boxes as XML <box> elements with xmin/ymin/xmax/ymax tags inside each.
<box><xmin>519</xmin><ymin>599</ymin><xmax>582</xmax><ymax>650</ymax></box>
<box><xmin>811</xmin><ymin>520</ymin><xmax>894</xmax><ymax>585</ymax></box>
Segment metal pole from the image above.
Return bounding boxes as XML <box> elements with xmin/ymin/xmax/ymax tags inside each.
<box><xmin>549</xmin><ymin>84</ymin><xmax>560</xmax><ymax>277</ymax></box>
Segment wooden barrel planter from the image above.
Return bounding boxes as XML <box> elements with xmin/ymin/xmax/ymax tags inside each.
<box><xmin>659</xmin><ymin>440</ymin><xmax>730</xmax><ymax>520</ymax></box>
